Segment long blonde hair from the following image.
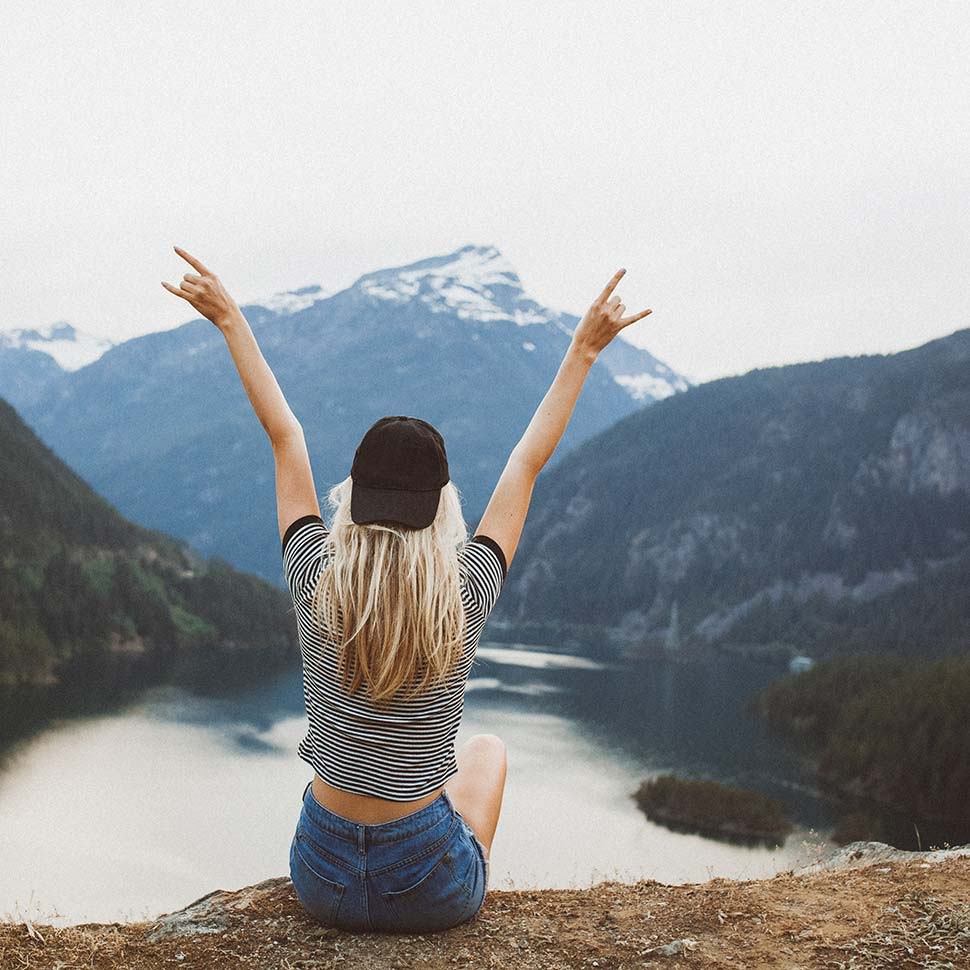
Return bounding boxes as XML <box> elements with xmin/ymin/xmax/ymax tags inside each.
<box><xmin>309</xmin><ymin>475</ymin><xmax>470</xmax><ymax>704</ymax></box>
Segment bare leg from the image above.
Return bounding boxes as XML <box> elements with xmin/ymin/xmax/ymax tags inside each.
<box><xmin>445</xmin><ymin>733</ymin><xmax>507</xmax><ymax>856</ymax></box>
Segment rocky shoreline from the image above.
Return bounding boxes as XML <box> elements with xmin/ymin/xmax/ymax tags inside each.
<box><xmin>3</xmin><ymin>842</ymin><xmax>969</xmax><ymax>969</ymax></box>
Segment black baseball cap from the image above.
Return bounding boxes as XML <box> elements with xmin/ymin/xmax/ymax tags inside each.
<box><xmin>350</xmin><ymin>416</ymin><xmax>450</xmax><ymax>529</ymax></box>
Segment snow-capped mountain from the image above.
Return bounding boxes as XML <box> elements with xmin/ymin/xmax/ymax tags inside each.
<box><xmin>352</xmin><ymin>244</ymin><xmax>689</xmax><ymax>403</ymax></box>
<box><xmin>16</xmin><ymin>244</ymin><xmax>687</xmax><ymax>583</ymax></box>
<box><xmin>1</xmin><ymin>321</ymin><xmax>115</xmax><ymax>371</ymax></box>
<box><xmin>357</xmin><ymin>244</ymin><xmax>556</xmax><ymax>326</ymax></box>
<box><xmin>0</xmin><ymin>322</ymin><xmax>116</xmax><ymax>410</ymax></box>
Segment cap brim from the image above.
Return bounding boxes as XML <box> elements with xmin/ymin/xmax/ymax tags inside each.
<box><xmin>351</xmin><ymin>481</ymin><xmax>441</xmax><ymax>529</ymax></box>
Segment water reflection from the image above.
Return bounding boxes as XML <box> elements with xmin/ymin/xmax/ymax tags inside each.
<box><xmin>0</xmin><ymin>645</ymin><xmax>834</xmax><ymax>926</ymax></box>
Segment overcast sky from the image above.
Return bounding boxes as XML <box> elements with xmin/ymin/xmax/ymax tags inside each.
<box><xmin>2</xmin><ymin>1</ymin><xmax>968</xmax><ymax>382</ymax></box>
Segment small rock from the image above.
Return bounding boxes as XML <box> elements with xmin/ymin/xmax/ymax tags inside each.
<box><xmin>146</xmin><ymin>915</ymin><xmax>227</xmax><ymax>941</ymax></box>
<box><xmin>642</xmin><ymin>937</ymin><xmax>698</xmax><ymax>957</ymax></box>
<box><xmin>145</xmin><ymin>877</ymin><xmax>291</xmax><ymax>941</ymax></box>
<box><xmin>794</xmin><ymin>841</ymin><xmax>970</xmax><ymax>876</ymax></box>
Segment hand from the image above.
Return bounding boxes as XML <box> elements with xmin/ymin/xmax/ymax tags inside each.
<box><xmin>570</xmin><ymin>268</ymin><xmax>652</xmax><ymax>359</ymax></box>
<box><xmin>161</xmin><ymin>246</ymin><xmax>239</xmax><ymax>329</ymax></box>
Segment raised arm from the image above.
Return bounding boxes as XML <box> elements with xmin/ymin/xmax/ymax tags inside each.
<box><xmin>475</xmin><ymin>268</ymin><xmax>652</xmax><ymax>570</ymax></box>
<box><xmin>162</xmin><ymin>246</ymin><xmax>320</xmax><ymax>541</ymax></box>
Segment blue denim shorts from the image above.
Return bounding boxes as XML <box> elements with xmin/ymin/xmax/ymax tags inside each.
<box><xmin>289</xmin><ymin>779</ymin><xmax>489</xmax><ymax>933</ymax></box>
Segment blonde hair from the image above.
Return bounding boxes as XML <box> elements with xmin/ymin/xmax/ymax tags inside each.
<box><xmin>309</xmin><ymin>475</ymin><xmax>470</xmax><ymax>705</ymax></box>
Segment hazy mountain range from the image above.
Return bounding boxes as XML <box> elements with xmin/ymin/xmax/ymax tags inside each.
<box><xmin>7</xmin><ymin>245</ymin><xmax>968</xmax><ymax>661</ymax></box>
<box><xmin>5</xmin><ymin>245</ymin><xmax>688</xmax><ymax>582</ymax></box>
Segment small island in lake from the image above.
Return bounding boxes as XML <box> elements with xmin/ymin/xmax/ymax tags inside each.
<box><xmin>633</xmin><ymin>773</ymin><xmax>794</xmax><ymax>846</ymax></box>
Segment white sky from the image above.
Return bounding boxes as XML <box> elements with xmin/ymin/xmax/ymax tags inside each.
<box><xmin>2</xmin><ymin>0</ymin><xmax>968</xmax><ymax>382</ymax></box>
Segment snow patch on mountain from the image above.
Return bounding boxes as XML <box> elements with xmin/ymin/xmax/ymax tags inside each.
<box><xmin>614</xmin><ymin>371</ymin><xmax>690</xmax><ymax>401</ymax></box>
<box><xmin>356</xmin><ymin>244</ymin><xmax>559</xmax><ymax>327</ymax></box>
<box><xmin>254</xmin><ymin>284</ymin><xmax>332</xmax><ymax>315</ymax></box>
<box><xmin>0</xmin><ymin>322</ymin><xmax>115</xmax><ymax>371</ymax></box>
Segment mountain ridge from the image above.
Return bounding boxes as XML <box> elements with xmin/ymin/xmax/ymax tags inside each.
<box><xmin>10</xmin><ymin>245</ymin><xmax>687</xmax><ymax>582</ymax></box>
<box><xmin>1</xmin><ymin>244</ymin><xmax>686</xmax><ymax>406</ymax></box>
<box><xmin>495</xmin><ymin>325</ymin><xmax>970</xmax><ymax>656</ymax></box>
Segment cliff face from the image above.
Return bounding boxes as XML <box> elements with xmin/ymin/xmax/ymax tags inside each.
<box><xmin>4</xmin><ymin>842</ymin><xmax>969</xmax><ymax>969</ymax></box>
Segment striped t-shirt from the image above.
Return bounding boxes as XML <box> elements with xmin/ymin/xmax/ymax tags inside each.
<box><xmin>281</xmin><ymin>514</ymin><xmax>507</xmax><ymax>801</ymax></box>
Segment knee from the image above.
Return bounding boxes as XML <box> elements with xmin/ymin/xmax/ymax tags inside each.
<box><xmin>466</xmin><ymin>733</ymin><xmax>506</xmax><ymax>760</ymax></box>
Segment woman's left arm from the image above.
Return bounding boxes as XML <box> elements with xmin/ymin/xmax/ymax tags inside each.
<box><xmin>162</xmin><ymin>246</ymin><xmax>320</xmax><ymax>540</ymax></box>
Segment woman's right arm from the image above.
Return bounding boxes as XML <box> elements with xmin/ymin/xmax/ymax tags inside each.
<box><xmin>475</xmin><ymin>268</ymin><xmax>652</xmax><ymax>570</ymax></box>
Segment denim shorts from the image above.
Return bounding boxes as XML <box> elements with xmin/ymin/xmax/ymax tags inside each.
<box><xmin>289</xmin><ymin>779</ymin><xmax>489</xmax><ymax>933</ymax></box>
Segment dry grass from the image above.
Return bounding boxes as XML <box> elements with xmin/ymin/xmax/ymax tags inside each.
<box><xmin>822</xmin><ymin>889</ymin><xmax>970</xmax><ymax>969</ymax></box>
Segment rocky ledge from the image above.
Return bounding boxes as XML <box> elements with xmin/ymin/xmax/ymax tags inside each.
<box><xmin>3</xmin><ymin>843</ymin><xmax>969</xmax><ymax>969</ymax></box>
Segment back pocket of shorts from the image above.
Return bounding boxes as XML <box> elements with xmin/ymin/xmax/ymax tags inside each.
<box><xmin>380</xmin><ymin>845</ymin><xmax>477</xmax><ymax>933</ymax></box>
<box><xmin>290</xmin><ymin>831</ymin><xmax>347</xmax><ymax>926</ymax></box>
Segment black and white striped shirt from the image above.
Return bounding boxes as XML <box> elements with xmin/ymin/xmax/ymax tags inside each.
<box><xmin>281</xmin><ymin>514</ymin><xmax>507</xmax><ymax>801</ymax></box>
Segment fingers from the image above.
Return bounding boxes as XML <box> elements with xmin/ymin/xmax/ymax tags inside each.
<box><xmin>162</xmin><ymin>249</ymin><xmax>210</xmax><ymax>303</ymax></box>
<box><xmin>161</xmin><ymin>280</ymin><xmax>192</xmax><ymax>301</ymax></box>
<box><xmin>596</xmin><ymin>268</ymin><xmax>626</xmax><ymax>305</ymax></box>
<box><xmin>619</xmin><ymin>307</ymin><xmax>653</xmax><ymax>326</ymax></box>
<box><xmin>174</xmin><ymin>245</ymin><xmax>211</xmax><ymax>276</ymax></box>
<box><xmin>161</xmin><ymin>280</ymin><xmax>202</xmax><ymax>302</ymax></box>
<box><xmin>592</xmin><ymin>267</ymin><xmax>653</xmax><ymax>330</ymax></box>
<box><xmin>605</xmin><ymin>293</ymin><xmax>628</xmax><ymax>320</ymax></box>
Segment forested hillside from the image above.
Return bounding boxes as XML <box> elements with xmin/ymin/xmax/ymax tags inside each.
<box><xmin>753</xmin><ymin>653</ymin><xmax>970</xmax><ymax>843</ymax></box>
<box><xmin>0</xmin><ymin>396</ymin><xmax>296</xmax><ymax>741</ymax></box>
<box><xmin>498</xmin><ymin>328</ymin><xmax>970</xmax><ymax>656</ymax></box>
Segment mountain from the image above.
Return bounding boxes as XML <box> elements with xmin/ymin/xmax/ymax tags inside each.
<box><xmin>0</xmin><ymin>322</ymin><xmax>115</xmax><ymax>409</ymax></box>
<box><xmin>0</xmin><ymin>289</ymin><xmax>337</xmax><ymax>412</ymax></box>
<box><xmin>494</xmin><ymin>328</ymin><xmax>970</xmax><ymax>657</ymax></box>
<box><xmin>0</xmin><ymin>394</ymin><xmax>296</xmax><ymax>741</ymax></box>
<box><xmin>350</xmin><ymin>245</ymin><xmax>686</xmax><ymax>401</ymax></box>
<box><xmin>15</xmin><ymin>245</ymin><xmax>688</xmax><ymax>582</ymax></box>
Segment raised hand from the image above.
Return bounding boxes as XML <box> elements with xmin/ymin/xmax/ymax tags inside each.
<box><xmin>161</xmin><ymin>246</ymin><xmax>240</xmax><ymax>329</ymax></box>
<box><xmin>571</xmin><ymin>268</ymin><xmax>652</xmax><ymax>359</ymax></box>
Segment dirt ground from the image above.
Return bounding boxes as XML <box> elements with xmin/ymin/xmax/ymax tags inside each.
<box><xmin>2</xmin><ymin>853</ymin><xmax>969</xmax><ymax>969</ymax></box>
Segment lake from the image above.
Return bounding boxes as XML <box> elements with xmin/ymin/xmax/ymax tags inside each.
<box><xmin>0</xmin><ymin>643</ymin><xmax>836</xmax><ymax>926</ymax></box>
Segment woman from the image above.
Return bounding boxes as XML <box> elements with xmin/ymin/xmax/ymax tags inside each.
<box><xmin>162</xmin><ymin>247</ymin><xmax>652</xmax><ymax>933</ymax></box>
